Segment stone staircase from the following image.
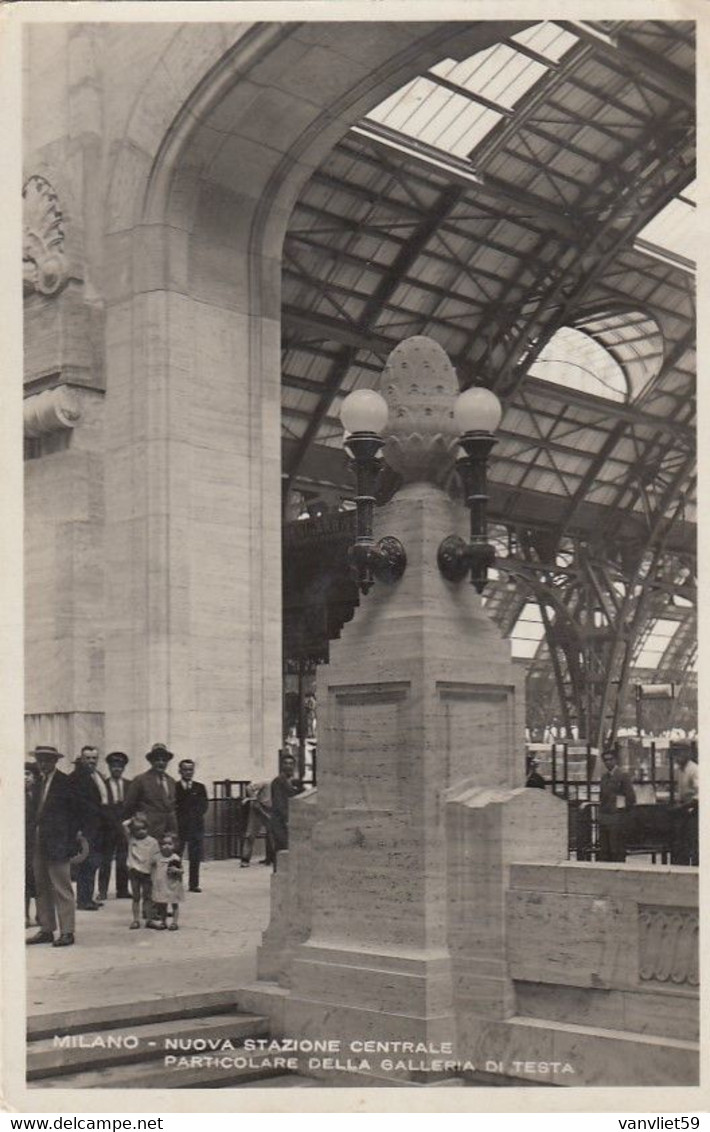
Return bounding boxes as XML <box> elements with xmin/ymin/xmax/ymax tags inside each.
<box><xmin>27</xmin><ymin>991</ymin><xmax>309</xmax><ymax>1089</ymax></box>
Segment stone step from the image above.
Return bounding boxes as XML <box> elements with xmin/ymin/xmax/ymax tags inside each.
<box><xmin>28</xmin><ymin>1013</ymin><xmax>269</xmax><ymax>1080</ymax></box>
<box><xmin>30</xmin><ymin>1056</ymin><xmax>294</xmax><ymax>1090</ymax></box>
<box><xmin>28</xmin><ymin>990</ymin><xmax>242</xmax><ymax>1041</ymax></box>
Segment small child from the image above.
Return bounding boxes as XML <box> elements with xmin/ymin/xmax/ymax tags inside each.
<box><xmin>122</xmin><ymin>812</ymin><xmax>160</xmax><ymax>929</ymax></box>
<box><xmin>149</xmin><ymin>834</ymin><xmax>184</xmax><ymax>931</ymax></box>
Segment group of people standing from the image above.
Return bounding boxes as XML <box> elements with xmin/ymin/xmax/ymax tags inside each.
<box><xmin>25</xmin><ymin>742</ymin><xmax>209</xmax><ymax>947</ymax></box>
<box><xmin>526</xmin><ymin>745</ymin><xmax>699</xmax><ymax>865</ymax></box>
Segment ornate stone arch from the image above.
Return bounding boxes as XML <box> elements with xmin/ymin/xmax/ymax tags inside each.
<box><xmin>101</xmin><ymin>20</ymin><xmax>532</xmax><ymax>776</ymax></box>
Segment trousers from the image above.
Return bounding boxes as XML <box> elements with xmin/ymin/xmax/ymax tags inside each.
<box><xmin>598</xmin><ymin>820</ymin><xmax>627</xmax><ymax>862</ymax></box>
<box><xmin>179</xmin><ymin>835</ymin><xmax>203</xmax><ymax>890</ymax></box>
<box><xmin>33</xmin><ymin>844</ymin><xmax>75</xmax><ymax>935</ymax></box>
<box><xmin>98</xmin><ymin>829</ymin><xmax>129</xmax><ymax>897</ymax></box>
<box><xmin>76</xmin><ymin>844</ymin><xmax>103</xmax><ymax>906</ymax></box>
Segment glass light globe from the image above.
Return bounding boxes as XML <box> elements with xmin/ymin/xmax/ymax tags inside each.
<box><xmin>453</xmin><ymin>387</ymin><xmax>503</xmax><ymax>434</ymax></box>
<box><xmin>340</xmin><ymin>388</ymin><xmax>389</xmax><ymax>435</ymax></box>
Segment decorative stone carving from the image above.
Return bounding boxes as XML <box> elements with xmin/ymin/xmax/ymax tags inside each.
<box><xmin>381</xmin><ymin>335</ymin><xmax>459</xmax><ymax>486</ymax></box>
<box><xmin>23</xmin><ymin>175</ymin><xmax>67</xmax><ymax>296</ymax></box>
<box><xmin>638</xmin><ymin>905</ymin><xmax>699</xmax><ymax>987</ymax></box>
<box><xmin>24</xmin><ymin>387</ymin><xmax>81</xmax><ymax>438</ymax></box>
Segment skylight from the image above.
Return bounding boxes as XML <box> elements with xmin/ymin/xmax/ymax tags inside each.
<box><xmin>633</xmin><ymin>618</ymin><xmax>680</xmax><ymax>669</ymax></box>
<box><xmin>363</xmin><ymin>23</ymin><xmax>578</xmax><ymax>164</ymax></box>
<box><xmin>527</xmin><ymin>326</ymin><xmax>629</xmax><ymax>402</ymax></box>
<box><xmin>509</xmin><ymin>601</ymin><xmax>548</xmax><ymax>659</ymax></box>
<box><xmin>635</xmin><ymin>182</ymin><xmax>696</xmax><ymax>268</ymax></box>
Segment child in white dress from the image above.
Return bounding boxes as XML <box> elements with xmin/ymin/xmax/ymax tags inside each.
<box><xmin>122</xmin><ymin>812</ymin><xmax>160</xmax><ymax>929</ymax></box>
<box><xmin>149</xmin><ymin>833</ymin><xmax>184</xmax><ymax>931</ymax></box>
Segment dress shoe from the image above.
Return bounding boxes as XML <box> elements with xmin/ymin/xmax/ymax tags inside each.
<box><xmin>77</xmin><ymin>901</ymin><xmax>101</xmax><ymax>911</ymax></box>
<box><xmin>189</xmin><ymin>886</ymin><xmax>202</xmax><ymax>893</ymax></box>
<box><xmin>52</xmin><ymin>933</ymin><xmax>75</xmax><ymax>947</ymax></box>
<box><xmin>27</xmin><ymin>930</ymin><xmax>54</xmax><ymax>945</ymax></box>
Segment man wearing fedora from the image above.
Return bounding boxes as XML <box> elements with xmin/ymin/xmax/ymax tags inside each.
<box><xmin>97</xmin><ymin>751</ymin><xmax>132</xmax><ymax>901</ymax></box>
<box><xmin>124</xmin><ymin>744</ymin><xmax>178</xmax><ymax>841</ymax></box>
<box><xmin>27</xmin><ymin>745</ymin><xmax>79</xmax><ymax>947</ymax></box>
<box><xmin>124</xmin><ymin>744</ymin><xmax>178</xmax><ymax>920</ymax></box>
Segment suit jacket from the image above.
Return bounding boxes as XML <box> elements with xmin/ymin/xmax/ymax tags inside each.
<box><xmin>270</xmin><ymin>774</ymin><xmax>303</xmax><ymax>825</ymax></box>
<box><xmin>69</xmin><ymin>764</ymin><xmax>112</xmax><ymax>848</ymax></box>
<box><xmin>33</xmin><ymin>770</ymin><xmax>80</xmax><ymax>862</ymax></box>
<box><xmin>124</xmin><ymin>769</ymin><xmax>178</xmax><ymax>840</ymax></box>
<box><xmin>104</xmin><ymin>775</ymin><xmax>133</xmax><ymax>833</ymax></box>
<box><xmin>175</xmin><ymin>780</ymin><xmax>209</xmax><ymax>839</ymax></box>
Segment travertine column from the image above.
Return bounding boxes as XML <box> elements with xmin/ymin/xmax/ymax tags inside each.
<box><xmin>284</xmin><ymin>479</ymin><xmax>525</xmax><ymax>1060</ymax></box>
<box><xmin>282</xmin><ymin>338</ymin><xmax>528</xmax><ymax>1071</ymax></box>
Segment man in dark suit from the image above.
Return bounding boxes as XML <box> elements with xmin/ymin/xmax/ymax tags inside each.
<box><xmin>27</xmin><ymin>745</ymin><xmax>79</xmax><ymax>947</ymax></box>
<box><xmin>270</xmin><ymin>752</ymin><xmax>304</xmax><ymax>870</ymax></box>
<box><xmin>176</xmin><ymin>759</ymin><xmax>209</xmax><ymax>892</ymax></box>
<box><xmin>123</xmin><ymin>743</ymin><xmax>178</xmax><ymax>919</ymax></box>
<box><xmin>70</xmin><ymin>745</ymin><xmax>112</xmax><ymax>910</ymax></box>
<box><xmin>124</xmin><ymin>743</ymin><xmax>178</xmax><ymax>841</ymax></box>
<box><xmin>97</xmin><ymin>751</ymin><xmax>132</xmax><ymax>900</ymax></box>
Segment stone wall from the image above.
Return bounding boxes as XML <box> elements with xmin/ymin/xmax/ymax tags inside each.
<box><xmin>22</xmin><ymin>20</ymin><xmax>531</xmax><ymax>777</ymax></box>
<box><xmin>461</xmin><ymin>862</ymin><xmax>699</xmax><ymax>1086</ymax></box>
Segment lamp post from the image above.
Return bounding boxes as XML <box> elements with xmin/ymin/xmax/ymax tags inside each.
<box><xmin>438</xmin><ymin>386</ymin><xmax>503</xmax><ymax>594</ymax></box>
<box><xmin>339</xmin><ymin>389</ymin><xmax>407</xmax><ymax>596</ymax></box>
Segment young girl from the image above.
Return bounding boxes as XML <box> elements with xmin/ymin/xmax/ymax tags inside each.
<box><xmin>149</xmin><ymin>833</ymin><xmax>184</xmax><ymax>931</ymax></box>
<box><xmin>122</xmin><ymin>812</ymin><xmax>159</xmax><ymax>929</ymax></box>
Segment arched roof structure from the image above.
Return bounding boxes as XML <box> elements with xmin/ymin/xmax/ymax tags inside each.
<box><xmin>280</xmin><ymin>19</ymin><xmax>696</xmax><ymax>742</ymax></box>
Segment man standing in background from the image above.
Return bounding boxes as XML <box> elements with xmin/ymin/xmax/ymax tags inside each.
<box><xmin>124</xmin><ymin>744</ymin><xmax>178</xmax><ymax>841</ymax></box>
<box><xmin>598</xmin><ymin>748</ymin><xmax>636</xmax><ymax>862</ymax></box>
<box><xmin>98</xmin><ymin>751</ymin><xmax>132</xmax><ymax>901</ymax></box>
<box><xmin>70</xmin><ymin>745</ymin><xmax>111</xmax><ymax>911</ymax></box>
<box><xmin>672</xmin><ymin>743</ymin><xmax>699</xmax><ymax>865</ymax></box>
<box><xmin>175</xmin><ymin>759</ymin><xmax>209</xmax><ymax>893</ymax></box>
<box><xmin>270</xmin><ymin>752</ymin><xmax>304</xmax><ymax>869</ymax></box>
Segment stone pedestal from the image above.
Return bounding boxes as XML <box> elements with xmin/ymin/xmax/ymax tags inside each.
<box><xmin>282</xmin><ymin>481</ymin><xmax>526</xmax><ymax>1075</ymax></box>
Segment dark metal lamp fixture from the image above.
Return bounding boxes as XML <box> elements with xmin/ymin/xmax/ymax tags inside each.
<box><xmin>339</xmin><ymin>389</ymin><xmax>407</xmax><ymax>596</ymax></box>
<box><xmin>438</xmin><ymin>386</ymin><xmax>503</xmax><ymax>594</ymax></box>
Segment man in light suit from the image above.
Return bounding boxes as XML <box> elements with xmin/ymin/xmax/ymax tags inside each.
<box><xmin>124</xmin><ymin>744</ymin><xmax>178</xmax><ymax>841</ymax></box>
<box><xmin>27</xmin><ymin>745</ymin><xmax>79</xmax><ymax>948</ymax></box>
<box><xmin>97</xmin><ymin>751</ymin><xmax>132</xmax><ymax>900</ymax></box>
<box><xmin>175</xmin><ymin>759</ymin><xmax>209</xmax><ymax>892</ymax></box>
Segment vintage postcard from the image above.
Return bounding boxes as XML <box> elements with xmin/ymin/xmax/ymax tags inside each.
<box><xmin>0</xmin><ymin>0</ymin><xmax>705</xmax><ymax>1115</ymax></box>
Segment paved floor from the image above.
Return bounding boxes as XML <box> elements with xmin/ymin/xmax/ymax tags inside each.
<box><xmin>26</xmin><ymin>860</ymin><xmax>273</xmax><ymax>1017</ymax></box>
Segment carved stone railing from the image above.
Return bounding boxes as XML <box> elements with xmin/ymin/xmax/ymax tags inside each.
<box><xmin>638</xmin><ymin>905</ymin><xmax>699</xmax><ymax>987</ymax></box>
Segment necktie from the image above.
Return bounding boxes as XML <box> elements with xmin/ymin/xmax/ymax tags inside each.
<box><xmin>161</xmin><ymin>775</ymin><xmax>169</xmax><ymax>797</ymax></box>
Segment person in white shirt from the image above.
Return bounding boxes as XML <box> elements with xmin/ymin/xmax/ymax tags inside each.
<box><xmin>672</xmin><ymin>744</ymin><xmax>699</xmax><ymax>865</ymax></box>
<box><xmin>97</xmin><ymin>751</ymin><xmax>132</xmax><ymax>901</ymax></box>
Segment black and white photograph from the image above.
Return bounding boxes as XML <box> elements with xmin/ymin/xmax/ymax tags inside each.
<box><xmin>0</xmin><ymin>1</ymin><xmax>702</xmax><ymax>1112</ymax></box>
